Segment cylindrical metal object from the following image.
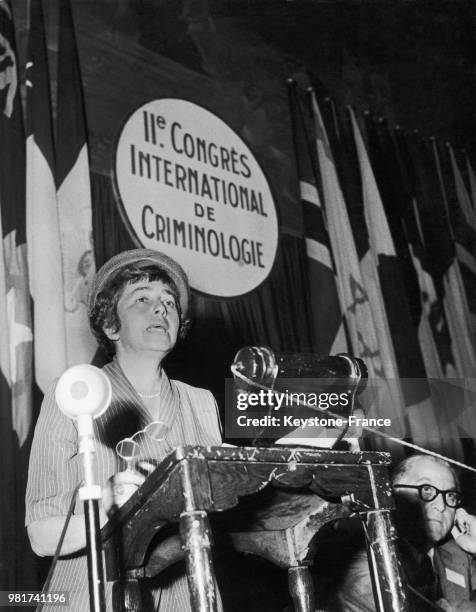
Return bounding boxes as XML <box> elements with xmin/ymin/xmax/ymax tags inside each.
<box><xmin>233</xmin><ymin>347</ymin><xmax>367</xmax><ymax>386</ymax></box>
<box><xmin>112</xmin><ymin>578</ymin><xmax>141</xmax><ymax>612</ymax></box>
<box><xmin>232</xmin><ymin>346</ymin><xmax>279</xmax><ymax>386</ymax></box>
<box><xmin>232</xmin><ymin>347</ymin><xmax>367</xmax><ymax>415</ymax></box>
<box><xmin>180</xmin><ymin>510</ymin><xmax>217</xmax><ymax>612</ymax></box>
<box><xmin>366</xmin><ymin>510</ymin><xmax>410</xmax><ymax>612</ymax></box>
<box><xmin>84</xmin><ymin>499</ymin><xmax>106</xmax><ymax>612</ymax></box>
<box><xmin>288</xmin><ymin>566</ymin><xmax>315</xmax><ymax>612</ymax></box>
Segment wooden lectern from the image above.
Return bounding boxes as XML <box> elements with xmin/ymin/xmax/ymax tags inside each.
<box><xmin>102</xmin><ymin>445</ymin><xmax>409</xmax><ymax>612</ymax></box>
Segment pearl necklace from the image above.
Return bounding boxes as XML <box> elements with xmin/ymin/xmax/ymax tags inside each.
<box><xmin>137</xmin><ymin>389</ymin><xmax>161</xmax><ymax>399</ymax></box>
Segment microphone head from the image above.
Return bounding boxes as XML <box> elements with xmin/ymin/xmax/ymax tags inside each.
<box><xmin>232</xmin><ymin>346</ymin><xmax>278</xmax><ymax>384</ymax></box>
<box><xmin>55</xmin><ymin>364</ymin><xmax>112</xmax><ymax>420</ymax></box>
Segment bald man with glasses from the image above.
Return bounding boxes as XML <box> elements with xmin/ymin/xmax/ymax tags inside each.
<box><xmin>315</xmin><ymin>454</ymin><xmax>476</xmax><ymax>611</ymax></box>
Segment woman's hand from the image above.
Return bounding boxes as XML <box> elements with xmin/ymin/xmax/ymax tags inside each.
<box><xmin>102</xmin><ymin>470</ymin><xmax>146</xmax><ymax>516</ymax></box>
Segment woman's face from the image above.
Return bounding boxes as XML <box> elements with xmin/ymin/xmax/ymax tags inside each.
<box><xmin>105</xmin><ymin>279</ymin><xmax>180</xmax><ymax>358</ymax></box>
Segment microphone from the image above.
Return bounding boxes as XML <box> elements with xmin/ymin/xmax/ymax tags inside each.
<box><xmin>56</xmin><ymin>363</ymin><xmax>111</xmax><ymax>419</ymax></box>
<box><xmin>55</xmin><ymin>364</ymin><xmax>111</xmax><ymax>612</ymax></box>
<box><xmin>232</xmin><ymin>346</ymin><xmax>367</xmax><ymax>397</ymax></box>
<box><xmin>231</xmin><ymin>347</ymin><xmax>367</xmax><ymax>449</ymax></box>
<box><xmin>55</xmin><ymin>364</ymin><xmax>112</xmax><ymax>498</ymax></box>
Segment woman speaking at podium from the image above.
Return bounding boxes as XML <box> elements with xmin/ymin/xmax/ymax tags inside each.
<box><xmin>25</xmin><ymin>249</ymin><xmax>222</xmax><ymax>611</ymax></box>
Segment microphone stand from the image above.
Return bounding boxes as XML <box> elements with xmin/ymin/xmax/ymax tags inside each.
<box><xmin>78</xmin><ymin>414</ymin><xmax>106</xmax><ymax>612</ymax></box>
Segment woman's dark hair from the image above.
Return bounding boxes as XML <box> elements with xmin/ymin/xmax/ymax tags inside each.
<box><xmin>89</xmin><ymin>263</ymin><xmax>189</xmax><ymax>359</ymax></box>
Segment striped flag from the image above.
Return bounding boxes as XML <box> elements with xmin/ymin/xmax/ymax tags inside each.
<box><xmin>26</xmin><ymin>0</ymin><xmax>67</xmax><ymax>391</ymax></box>
<box><xmin>56</xmin><ymin>0</ymin><xmax>96</xmax><ymax>365</ymax></box>
<box><xmin>277</xmin><ymin>83</ymin><xmax>347</xmax><ymax>448</ymax></box>
<box><xmin>288</xmin><ymin>81</ymin><xmax>347</xmax><ymax>355</ymax></box>
<box><xmin>0</xmin><ymin>0</ymin><xmax>33</xmax><ymax>446</ymax></box>
<box><xmin>0</xmin><ymin>0</ymin><xmax>34</xmax><ymax>588</ymax></box>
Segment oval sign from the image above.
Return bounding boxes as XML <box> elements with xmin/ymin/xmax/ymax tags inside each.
<box><xmin>114</xmin><ymin>99</ymin><xmax>279</xmax><ymax>297</ymax></box>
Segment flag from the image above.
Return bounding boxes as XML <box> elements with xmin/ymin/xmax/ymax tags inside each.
<box><xmin>434</xmin><ymin>140</ymin><xmax>476</xmax><ymax>341</ymax></box>
<box><xmin>420</xmin><ymin>138</ymin><xmax>476</xmax><ymax>450</ymax></box>
<box><xmin>466</xmin><ymin>155</ymin><xmax>476</xmax><ymax>211</ymax></box>
<box><xmin>26</xmin><ymin>0</ymin><xmax>67</xmax><ymax>391</ymax></box>
<box><xmin>431</xmin><ymin>139</ymin><xmax>476</xmax><ymax>378</ymax></box>
<box><xmin>349</xmin><ymin>108</ymin><xmax>444</xmax><ymax>451</ymax></box>
<box><xmin>398</xmin><ymin>130</ymin><xmax>472</xmax><ymax>379</ymax></box>
<box><xmin>310</xmin><ymin>92</ymin><xmax>375</xmax><ymax>359</ymax></box>
<box><xmin>356</xmin><ymin>112</ymin><xmax>429</xmax><ymax>385</ymax></box>
<box><xmin>309</xmin><ymin>92</ymin><xmax>407</xmax><ymax>438</ymax></box>
<box><xmin>449</xmin><ymin>144</ymin><xmax>476</xmax><ymax>233</ymax></box>
<box><xmin>0</xmin><ymin>0</ymin><xmax>33</xmax><ymax>446</ymax></box>
<box><xmin>368</xmin><ymin>120</ymin><xmax>472</xmax><ymax>459</ymax></box>
<box><xmin>392</xmin><ymin>129</ymin><xmax>470</xmax><ymax>458</ymax></box>
<box><xmin>435</xmin><ymin>143</ymin><xmax>476</xmax><ymax>311</ymax></box>
<box><xmin>312</xmin><ymin>97</ymin><xmax>408</xmax><ymax>454</ymax></box>
<box><xmin>378</xmin><ymin>124</ymin><xmax>455</xmax><ymax>380</ymax></box>
<box><xmin>277</xmin><ymin>83</ymin><xmax>347</xmax><ymax>448</ymax></box>
<box><xmin>288</xmin><ymin>81</ymin><xmax>347</xmax><ymax>355</ymax></box>
<box><xmin>0</xmin><ymin>0</ymin><xmax>34</xmax><ymax>589</ymax></box>
<box><xmin>56</xmin><ymin>0</ymin><xmax>96</xmax><ymax>365</ymax></box>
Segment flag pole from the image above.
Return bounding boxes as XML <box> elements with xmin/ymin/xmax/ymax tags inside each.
<box><xmin>431</xmin><ymin>137</ymin><xmax>455</xmax><ymax>240</ymax></box>
<box><xmin>81</xmin><ymin>478</ymin><xmax>106</xmax><ymax>612</ymax></box>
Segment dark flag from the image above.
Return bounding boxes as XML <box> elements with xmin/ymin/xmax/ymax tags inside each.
<box><xmin>432</xmin><ymin>140</ymin><xmax>476</xmax><ymax>360</ymax></box>
<box><xmin>56</xmin><ymin>0</ymin><xmax>96</xmax><ymax>365</ymax></box>
<box><xmin>349</xmin><ymin>108</ymin><xmax>448</xmax><ymax>453</ymax></box>
<box><xmin>449</xmin><ymin>145</ymin><xmax>476</xmax><ymax>233</ymax></box>
<box><xmin>362</xmin><ymin>116</ymin><xmax>429</xmax><ymax>383</ymax></box>
<box><xmin>373</xmin><ymin>122</ymin><xmax>453</xmax><ymax>380</ymax></box>
<box><xmin>466</xmin><ymin>156</ymin><xmax>476</xmax><ymax>210</ymax></box>
<box><xmin>393</xmin><ymin>127</ymin><xmax>469</xmax><ymax>458</ymax></box>
<box><xmin>26</xmin><ymin>0</ymin><xmax>67</xmax><ymax>391</ymax></box>
<box><xmin>395</xmin><ymin>129</ymin><xmax>462</xmax><ymax>378</ymax></box>
<box><xmin>288</xmin><ymin>81</ymin><xmax>347</xmax><ymax>355</ymax></box>
<box><xmin>0</xmin><ymin>0</ymin><xmax>34</xmax><ymax>588</ymax></box>
<box><xmin>367</xmin><ymin>118</ymin><xmax>472</xmax><ymax>459</ymax></box>
<box><xmin>429</xmin><ymin>139</ymin><xmax>476</xmax><ymax>378</ymax></box>
<box><xmin>448</xmin><ymin>145</ymin><xmax>476</xmax><ymax>341</ymax></box>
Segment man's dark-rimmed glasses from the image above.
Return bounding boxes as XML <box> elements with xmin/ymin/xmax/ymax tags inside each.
<box><xmin>393</xmin><ymin>484</ymin><xmax>461</xmax><ymax>508</ymax></box>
